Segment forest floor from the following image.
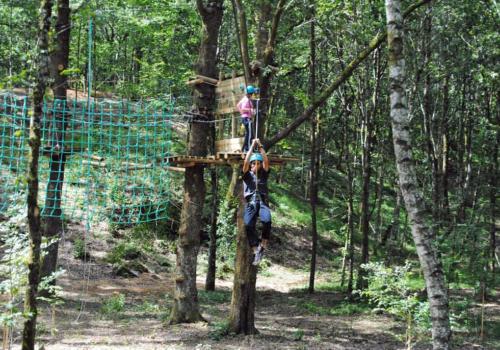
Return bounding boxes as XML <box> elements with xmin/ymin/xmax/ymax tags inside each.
<box><xmin>7</xmin><ymin>220</ymin><xmax>500</xmax><ymax>350</ymax></box>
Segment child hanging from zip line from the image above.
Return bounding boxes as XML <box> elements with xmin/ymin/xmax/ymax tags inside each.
<box><xmin>237</xmin><ymin>85</ymin><xmax>256</xmax><ymax>152</ymax></box>
<box><xmin>242</xmin><ymin>138</ymin><xmax>271</xmax><ymax>266</ymax></box>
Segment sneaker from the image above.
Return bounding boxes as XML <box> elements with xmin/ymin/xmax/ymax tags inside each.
<box><xmin>252</xmin><ymin>245</ymin><xmax>265</xmax><ymax>266</ymax></box>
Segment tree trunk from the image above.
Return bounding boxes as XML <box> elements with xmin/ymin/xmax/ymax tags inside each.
<box><xmin>205</xmin><ymin>166</ymin><xmax>218</xmax><ymax>291</ymax></box>
<box><xmin>357</xmin><ymin>49</ymin><xmax>381</xmax><ymax>290</ymax></box>
<box><xmin>308</xmin><ymin>2</ymin><xmax>318</xmax><ymax>294</ymax></box>
<box><xmin>382</xmin><ymin>184</ymin><xmax>402</xmax><ymax>247</ymax></box>
<box><xmin>169</xmin><ymin>0</ymin><xmax>223</xmax><ymax>324</ymax></box>
<box><xmin>341</xmin><ymin>104</ymin><xmax>356</xmax><ymax>296</ymax></box>
<box><xmin>440</xmin><ymin>74</ymin><xmax>450</xmax><ymax>222</ymax></box>
<box><xmin>457</xmin><ymin>114</ymin><xmax>474</xmax><ymax>223</ymax></box>
<box><xmin>228</xmin><ymin>177</ymin><xmax>258</xmax><ymax>334</ymax></box>
<box><xmin>487</xmin><ymin>91</ymin><xmax>498</xmax><ymax>283</ymax></box>
<box><xmin>40</xmin><ymin>0</ymin><xmax>71</xmax><ymax>289</ymax></box>
<box><xmin>374</xmin><ymin>164</ymin><xmax>384</xmax><ymax>250</ymax></box>
<box><xmin>421</xmin><ymin>5</ymin><xmax>440</xmax><ymax>222</ymax></box>
<box><xmin>22</xmin><ymin>1</ymin><xmax>52</xmax><ymax>349</ymax></box>
<box><xmin>385</xmin><ymin>1</ymin><xmax>451</xmax><ymax>348</ymax></box>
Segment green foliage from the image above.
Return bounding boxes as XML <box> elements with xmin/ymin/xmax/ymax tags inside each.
<box><xmin>133</xmin><ymin>300</ymin><xmax>161</xmax><ymax>314</ymax></box>
<box><xmin>208</xmin><ymin>320</ymin><xmax>231</xmax><ymax>341</ymax></box>
<box><xmin>215</xmin><ymin>197</ymin><xmax>237</xmax><ymax>277</ymax></box>
<box><xmin>100</xmin><ymin>293</ymin><xmax>126</xmax><ymax>316</ymax></box>
<box><xmin>360</xmin><ymin>262</ymin><xmax>431</xmax><ymax>344</ymax></box>
<box><xmin>72</xmin><ymin>238</ymin><xmax>87</xmax><ymax>260</ymax></box>
<box><xmin>106</xmin><ymin>241</ymin><xmax>141</xmax><ymax>265</ymax></box>
<box><xmin>0</xmin><ymin>194</ymin><xmax>64</xmax><ymax>334</ymax></box>
<box><xmin>299</xmin><ymin>300</ymin><xmax>369</xmax><ymax>316</ymax></box>
<box><xmin>293</xmin><ymin>329</ymin><xmax>305</xmax><ymax>341</ymax></box>
<box><xmin>198</xmin><ymin>290</ymin><xmax>231</xmax><ymax>305</ymax></box>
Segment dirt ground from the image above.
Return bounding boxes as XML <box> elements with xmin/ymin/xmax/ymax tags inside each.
<box><xmin>3</xmin><ymin>222</ymin><xmax>498</xmax><ymax>350</ymax></box>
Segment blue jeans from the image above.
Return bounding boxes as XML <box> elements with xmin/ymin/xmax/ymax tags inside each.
<box><xmin>244</xmin><ymin>198</ymin><xmax>272</xmax><ymax>247</ymax></box>
<box><xmin>241</xmin><ymin>117</ymin><xmax>253</xmax><ymax>152</ymax></box>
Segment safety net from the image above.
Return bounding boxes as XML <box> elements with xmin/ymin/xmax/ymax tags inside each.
<box><xmin>0</xmin><ymin>93</ymin><xmax>174</xmax><ymax>224</ymax></box>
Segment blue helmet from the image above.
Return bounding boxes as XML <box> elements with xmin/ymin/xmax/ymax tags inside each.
<box><xmin>246</xmin><ymin>85</ymin><xmax>255</xmax><ymax>94</ymax></box>
<box><xmin>250</xmin><ymin>153</ymin><xmax>263</xmax><ymax>163</ymax></box>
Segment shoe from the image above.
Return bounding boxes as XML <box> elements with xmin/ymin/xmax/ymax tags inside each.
<box><xmin>252</xmin><ymin>245</ymin><xmax>265</xmax><ymax>266</ymax></box>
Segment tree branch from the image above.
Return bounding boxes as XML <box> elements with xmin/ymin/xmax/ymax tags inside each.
<box><xmin>264</xmin><ymin>0</ymin><xmax>287</xmax><ymax>65</ymax></box>
<box><xmin>232</xmin><ymin>0</ymin><xmax>251</xmax><ymax>83</ymax></box>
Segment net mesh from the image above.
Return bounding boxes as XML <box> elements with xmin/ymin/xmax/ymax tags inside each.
<box><xmin>0</xmin><ymin>93</ymin><xmax>174</xmax><ymax>224</ymax></box>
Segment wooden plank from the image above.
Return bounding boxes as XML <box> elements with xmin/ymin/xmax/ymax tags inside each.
<box><xmin>215</xmin><ymin>76</ymin><xmax>245</xmax><ymax>115</ymax></box>
<box><xmin>195</xmin><ymin>75</ymin><xmax>218</xmax><ymax>85</ymax></box>
<box><xmin>186</xmin><ymin>78</ymin><xmax>204</xmax><ymax>86</ymax></box>
<box><xmin>215</xmin><ymin>137</ymin><xmax>244</xmax><ymax>153</ymax></box>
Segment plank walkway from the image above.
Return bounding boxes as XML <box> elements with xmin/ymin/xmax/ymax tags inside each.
<box><xmin>164</xmin><ymin>152</ymin><xmax>298</xmax><ymax>167</ymax></box>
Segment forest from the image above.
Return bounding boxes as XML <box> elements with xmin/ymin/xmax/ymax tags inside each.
<box><xmin>0</xmin><ymin>0</ymin><xmax>498</xmax><ymax>349</ymax></box>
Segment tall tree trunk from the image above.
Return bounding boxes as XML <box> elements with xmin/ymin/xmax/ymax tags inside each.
<box><xmin>205</xmin><ymin>165</ymin><xmax>218</xmax><ymax>291</ymax></box>
<box><xmin>487</xmin><ymin>91</ymin><xmax>498</xmax><ymax>283</ymax></box>
<box><xmin>346</xmin><ymin>146</ymin><xmax>355</xmax><ymax>297</ymax></box>
<box><xmin>382</xmin><ymin>183</ymin><xmax>402</xmax><ymax>247</ymax></box>
<box><xmin>340</xmin><ymin>101</ymin><xmax>356</xmax><ymax>296</ymax></box>
<box><xmin>374</xmin><ymin>164</ymin><xmax>384</xmax><ymax>251</ymax></box>
<box><xmin>228</xmin><ymin>176</ymin><xmax>258</xmax><ymax>334</ymax></box>
<box><xmin>308</xmin><ymin>2</ymin><xmax>319</xmax><ymax>294</ymax></box>
<box><xmin>457</xmin><ymin>114</ymin><xmax>474</xmax><ymax>223</ymax></box>
<box><xmin>232</xmin><ymin>0</ymin><xmax>251</xmax><ymax>83</ymax></box>
<box><xmin>40</xmin><ymin>0</ymin><xmax>71</xmax><ymax>289</ymax></box>
<box><xmin>385</xmin><ymin>1</ymin><xmax>451</xmax><ymax>348</ymax></box>
<box><xmin>169</xmin><ymin>0</ymin><xmax>223</xmax><ymax>324</ymax></box>
<box><xmin>421</xmin><ymin>5</ymin><xmax>440</xmax><ymax>222</ymax></box>
<box><xmin>440</xmin><ymin>74</ymin><xmax>450</xmax><ymax>222</ymax></box>
<box><xmin>22</xmin><ymin>1</ymin><xmax>52</xmax><ymax>349</ymax></box>
<box><xmin>205</xmin><ymin>122</ymin><xmax>218</xmax><ymax>291</ymax></box>
<box><xmin>356</xmin><ymin>49</ymin><xmax>381</xmax><ymax>290</ymax></box>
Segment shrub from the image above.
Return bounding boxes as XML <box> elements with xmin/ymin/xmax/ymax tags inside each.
<box><xmin>100</xmin><ymin>293</ymin><xmax>126</xmax><ymax>316</ymax></box>
<box><xmin>359</xmin><ymin>262</ymin><xmax>430</xmax><ymax>347</ymax></box>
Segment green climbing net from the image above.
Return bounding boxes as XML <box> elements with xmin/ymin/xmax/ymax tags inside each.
<box><xmin>0</xmin><ymin>92</ymin><xmax>174</xmax><ymax>224</ymax></box>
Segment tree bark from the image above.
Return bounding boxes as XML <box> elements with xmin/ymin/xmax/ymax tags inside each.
<box><xmin>205</xmin><ymin>166</ymin><xmax>218</xmax><ymax>291</ymax></box>
<box><xmin>22</xmin><ymin>1</ymin><xmax>52</xmax><ymax>349</ymax></box>
<box><xmin>228</xmin><ymin>177</ymin><xmax>258</xmax><ymax>334</ymax></box>
<box><xmin>346</xmin><ymin>140</ymin><xmax>355</xmax><ymax>297</ymax></box>
<box><xmin>356</xmin><ymin>78</ymin><xmax>373</xmax><ymax>291</ymax></box>
<box><xmin>40</xmin><ymin>0</ymin><xmax>71</xmax><ymax>289</ymax></box>
<box><xmin>385</xmin><ymin>1</ymin><xmax>451</xmax><ymax>348</ymax></box>
<box><xmin>421</xmin><ymin>5</ymin><xmax>440</xmax><ymax>222</ymax></box>
<box><xmin>308</xmin><ymin>2</ymin><xmax>318</xmax><ymax>294</ymax></box>
<box><xmin>232</xmin><ymin>0</ymin><xmax>251</xmax><ymax>83</ymax></box>
<box><xmin>169</xmin><ymin>0</ymin><xmax>223</xmax><ymax>324</ymax></box>
<box><xmin>374</xmin><ymin>164</ymin><xmax>384</xmax><ymax>249</ymax></box>
<box><xmin>487</xmin><ymin>91</ymin><xmax>498</xmax><ymax>283</ymax></box>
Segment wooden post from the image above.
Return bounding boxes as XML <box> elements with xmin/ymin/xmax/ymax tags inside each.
<box><xmin>216</xmin><ymin>71</ymin><xmax>224</xmax><ymax>139</ymax></box>
<box><xmin>231</xmin><ymin>71</ymin><xmax>238</xmax><ymax>138</ymax></box>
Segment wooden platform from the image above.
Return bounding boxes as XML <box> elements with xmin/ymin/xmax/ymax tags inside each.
<box><xmin>164</xmin><ymin>152</ymin><xmax>298</xmax><ymax>168</ymax></box>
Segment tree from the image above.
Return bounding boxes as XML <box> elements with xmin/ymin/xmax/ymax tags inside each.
<box><xmin>169</xmin><ymin>0</ymin><xmax>223</xmax><ymax>324</ymax></box>
<box><xmin>22</xmin><ymin>1</ymin><xmax>52</xmax><ymax>348</ymax></box>
<box><xmin>308</xmin><ymin>0</ymin><xmax>319</xmax><ymax>293</ymax></box>
<box><xmin>40</xmin><ymin>0</ymin><xmax>71</xmax><ymax>289</ymax></box>
<box><xmin>385</xmin><ymin>0</ymin><xmax>451</xmax><ymax>348</ymax></box>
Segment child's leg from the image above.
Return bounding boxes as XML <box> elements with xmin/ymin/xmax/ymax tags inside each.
<box><xmin>242</xmin><ymin>118</ymin><xmax>251</xmax><ymax>152</ymax></box>
<box><xmin>244</xmin><ymin>202</ymin><xmax>259</xmax><ymax>252</ymax></box>
<box><xmin>259</xmin><ymin>203</ymin><xmax>272</xmax><ymax>249</ymax></box>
